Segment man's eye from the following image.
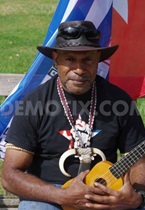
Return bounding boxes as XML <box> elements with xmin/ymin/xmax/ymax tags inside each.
<box><xmin>66</xmin><ymin>57</ymin><xmax>74</xmax><ymax>62</ymax></box>
<box><xmin>84</xmin><ymin>58</ymin><xmax>93</xmax><ymax>62</ymax></box>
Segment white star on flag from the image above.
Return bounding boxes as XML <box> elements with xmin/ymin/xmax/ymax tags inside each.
<box><xmin>113</xmin><ymin>0</ymin><xmax>128</xmax><ymax>23</ymax></box>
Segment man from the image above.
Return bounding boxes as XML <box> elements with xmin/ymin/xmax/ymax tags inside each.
<box><xmin>2</xmin><ymin>20</ymin><xmax>145</xmax><ymax>210</ymax></box>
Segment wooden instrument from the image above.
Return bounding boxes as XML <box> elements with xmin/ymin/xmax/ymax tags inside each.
<box><xmin>62</xmin><ymin>140</ymin><xmax>145</xmax><ymax>210</ymax></box>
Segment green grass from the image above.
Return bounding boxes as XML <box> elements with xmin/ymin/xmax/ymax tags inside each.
<box><xmin>137</xmin><ymin>98</ymin><xmax>145</xmax><ymax>125</ymax></box>
<box><xmin>0</xmin><ymin>0</ymin><xmax>59</xmax><ymax>74</ymax></box>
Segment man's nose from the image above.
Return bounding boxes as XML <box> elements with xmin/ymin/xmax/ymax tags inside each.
<box><xmin>73</xmin><ymin>62</ymin><xmax>86</xmax><ymax>75</ymax></box>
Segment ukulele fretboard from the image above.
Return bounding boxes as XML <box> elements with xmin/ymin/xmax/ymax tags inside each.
<box><xmin>109</xmin><ymin>140</ymin><xmax>145</xmax><ymax>178</ymax></box>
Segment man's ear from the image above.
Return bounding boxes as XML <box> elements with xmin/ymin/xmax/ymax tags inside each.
<box><xmin>97</xmin><ymin>51</ymin><xmax>101</xmax><ymax>62</ymax></box>
<box><xmin>52</xmin><ymin>51</ymin><xmax>58</xmax><ymax>67</ymax></box>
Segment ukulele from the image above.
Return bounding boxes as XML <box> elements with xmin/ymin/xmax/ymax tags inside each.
<box><xmin>62</xmin><ymin>140</ymin><xmax>145</xmax><ymax>210</ymax></box>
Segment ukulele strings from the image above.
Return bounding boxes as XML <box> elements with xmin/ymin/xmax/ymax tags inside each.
<box><xmin>94</xmin><ymin>142</ymin><xmax>145</xmax><ymax>187</ymax></box>
<box><xmin>97</xmin><ymin>145</ymin><xmax>144</xmax><ymax>187</ymax></box>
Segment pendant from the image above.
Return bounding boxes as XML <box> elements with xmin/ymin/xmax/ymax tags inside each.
<box><xmin>59</xmin><ymin>147</ymin><xmax>106</xmax><ymax>177</ymax></box>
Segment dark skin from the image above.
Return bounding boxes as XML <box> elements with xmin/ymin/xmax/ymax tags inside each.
<box><xmin>52</xmin><ymin>50</ymin><xmax>100</xmax><ymax>95</ymax></box>
<box><xmin>2</xmin><ymin>50</ymin><xmax>145</xmax><ymax>209</ymax></box>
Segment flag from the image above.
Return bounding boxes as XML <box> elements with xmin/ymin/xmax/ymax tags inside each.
<box><xmin>0</xmin><ymin>0</ymin><xmax>114</xmax><ymax>159</ymax></box>
<box><xmin>110</xmin><ymin>0</ymin><xmax>145</xmax><ymax>99</ymax></box>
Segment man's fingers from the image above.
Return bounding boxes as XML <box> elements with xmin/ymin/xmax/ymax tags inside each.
<box><xmin>77</xmin><ymin>170</ymin><xmax>90</xmax><ymax>181</ymax></box>
<box><xmin>123</xmin><ymin>171</ymin><xmax>130</xmax><ymax>184</ymax></box>
<box><xmin>94</xmin><ymin>182</ymin><xmax>115</xmax><ymax>195</ymax></box>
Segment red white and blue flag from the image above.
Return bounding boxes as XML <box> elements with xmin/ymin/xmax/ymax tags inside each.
<box><xmin>111</xmin><ymin>0</ymin><xmax>145</xmax><ymax>99</ymax></box>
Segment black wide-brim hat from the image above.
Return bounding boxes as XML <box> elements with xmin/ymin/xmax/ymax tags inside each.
<box><xmin>37</xmin><ymin>21</ymin><xmax>119</xmax><ymax>62</ymax></box>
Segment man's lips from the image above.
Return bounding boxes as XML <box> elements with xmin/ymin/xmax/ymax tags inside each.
<box><xmin>70</xmin><ymin>79</ymin><xmax>88</xmax><ymax>85</ymax></box>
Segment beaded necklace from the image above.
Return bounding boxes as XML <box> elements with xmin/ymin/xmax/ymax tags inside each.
<box><xmin>57</xmin><ymin>77</ymin><xmax>97</xmax><ymax>149</ymax></box>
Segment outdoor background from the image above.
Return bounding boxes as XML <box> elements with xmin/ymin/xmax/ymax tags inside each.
<box><xmin>0</xmin><ymin>0</ymin><xmax>145</xmax><ymax>196</ymax></box>
<box><xmin>0</xmin><ymin>0</ymin><xmax>59</xmax><ymax>196</ymax></box>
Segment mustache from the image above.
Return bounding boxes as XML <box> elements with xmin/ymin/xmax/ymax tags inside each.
<box><xmin>63</xmin><ymin>78</ymin><xmax>92</xmax><ymax>90</ymax></box>
<box><xmin>67</xmin><ymin>75</ymin><xmax>90</xmax><ymax>81</ymax></box>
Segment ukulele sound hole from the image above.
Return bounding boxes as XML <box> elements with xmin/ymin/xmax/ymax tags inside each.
<box><xmin>94</xmin><ymin>178</ymin><xmax>107</xmax><ymax>186</ymax></box>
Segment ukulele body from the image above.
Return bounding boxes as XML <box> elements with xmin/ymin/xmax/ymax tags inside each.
<box><xmin>62</xmin><ymin>160</ymin><xmax>123</xmax><ymax>210</ymax></box>
<box><xmin>85</xmin><ymin>160</ymin><xmax>123</xmax><ymax>190</ymax></box>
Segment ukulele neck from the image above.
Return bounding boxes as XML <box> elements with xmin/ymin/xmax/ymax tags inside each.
<box><xmin>109</xmin><ymin>141</ymin><xmax>145</xmax><ymax>178</ymax></box>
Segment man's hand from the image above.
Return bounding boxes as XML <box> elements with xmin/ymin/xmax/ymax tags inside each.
<box><xmin>84</xmin><ymin>172</ymin><xmax>142</xmax><ymax>209</ymax></box>
<box><xmin>61</xmin><ymin>170</ymin><xmax>104</xmax><ymax>209</ymax></box>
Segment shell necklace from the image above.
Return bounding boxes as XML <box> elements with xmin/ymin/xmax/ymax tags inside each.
<box><xmin>57</xmin><ymin>77</ymin><xmax>97</xmax><ymax>149</ymax></box>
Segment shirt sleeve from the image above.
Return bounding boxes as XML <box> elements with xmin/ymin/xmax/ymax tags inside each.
<box><xmin>6</xmin><ymin>98</ymin><xmax>39</xmax><ymax>153</ymax></box>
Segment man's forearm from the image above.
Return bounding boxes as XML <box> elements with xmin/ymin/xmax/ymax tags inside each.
<box><xmin>2</xmin><ymin>169</ymin><xmax>64</xmax><ymax>204</ymax></box>
<box><xmin>130</xmin><ymin>156</ymin><xmax>145</xmax><ymax>190</ymax></box>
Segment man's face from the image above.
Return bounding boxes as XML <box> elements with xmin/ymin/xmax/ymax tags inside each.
<box><xmin>52</xmin><ymin>50</ymin><xmax>101</xmax><ymax>95</ymax></box>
